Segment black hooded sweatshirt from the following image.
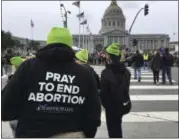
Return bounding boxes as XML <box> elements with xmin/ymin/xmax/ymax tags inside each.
<box><xmin>2</xmin><ymin>43</ymin><xmax>101</xmax><ymax>138</ymax></box>
<box><xmin>100</xmin><ymin>62</ymin><xmax>131</xmax><ymax>115</ymax></box>
<box><xmin>82</xmin><ymin>64</ymin><xmax>100</xmax><ymax>91</ymax></box>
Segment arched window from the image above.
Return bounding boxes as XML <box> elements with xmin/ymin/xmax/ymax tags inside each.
<box><xmin>113</xmin><ymin>21</ymin><xmax>115</xmax><ymax>26</ymax></box>
<box><xmin>109</xmin><ymin>21</ymin><xmax>111</xmax><ymax>26</ymax></box>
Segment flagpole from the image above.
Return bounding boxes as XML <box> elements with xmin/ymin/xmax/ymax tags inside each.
<box><xmin>31</xmin><ymin>26</ymin><xmax>33</xmax><ymax>41</ymax></box>
<box><xmin>86</xmin><ymin>29</ymin><xmax>88</xmax><ymax>50</ymax></box>
<box><xmin>86</xmin><ymin>26</ymin><xmax>88</xmax><ymax>50</ymax></box>
<box><xmin>79</xmin><ymin>5</ymin><xmax>81</xmax><ymax>48</ymax></box>
<box><xmin>82</xmin><ymin>17</ymin><xmax>85</xmax><ymax>49</ymax></box>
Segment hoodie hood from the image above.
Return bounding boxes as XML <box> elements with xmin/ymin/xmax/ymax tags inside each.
<box><xmin>107</xmin><ymin>62</ymin><xmax>127</xmax><ymax>74</ymax></box>
<box><xmin>36</xmin><ymin>43</ymin><xmax>75</xmax><ymax>65</ymax></box>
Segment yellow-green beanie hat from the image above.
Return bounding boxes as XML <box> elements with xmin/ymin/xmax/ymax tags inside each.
<box><xmin>46</xmin><ymin>27</ymin><xmax>73</xmax><ymax>48</ymax></box>
<box><xmin>106</xmin><ymin>43</ymin><xmax>121</xmax><ymax>56</ymax></box>
<box><xmin>75</xmin><ymin>49</ymin><xmax>88</xmax><ymax>63</ymax></box>
<box><xmin>10</xmin><ymin>56</ymin><xmax>25</xmax><ymax>69</ymax></box>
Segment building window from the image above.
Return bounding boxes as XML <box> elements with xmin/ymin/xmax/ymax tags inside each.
<box><xmin>105</xmin><ymin>21</ymin><xmax>107</xmax><ymax>26</ymax></box>
<box><xmin>113</xmin><ymin>21</ymin><xmax>115</xmax><ymax>26</ymax></box>
<box><xmin>109</xmin><ymin>21</ymin><xmax>111</xmax><ymax>26</ymax></box>
<box><xmin>117</xmin><ymin>21</ymin><xmax>120</xmax><ymax>26</ymax></box>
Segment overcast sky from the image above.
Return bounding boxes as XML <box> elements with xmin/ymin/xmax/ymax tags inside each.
<box><xmin>2</xmin><ymin>1</ymin><xmax>178</xmax><ymax>41</ymax></box>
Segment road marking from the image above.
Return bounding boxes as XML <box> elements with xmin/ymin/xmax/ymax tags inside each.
<box><xmin>1</xmin><ymin>75</ymin><xmax>8</xmax><ymax>90</ymax></box>
<box><xmin>101</xmin><ymin>111</ymin><xmax>178</xmax><ymax>122</ymax></box>
<box><xmin>130</xmin><ymin>85</ymin><xmax>178</xmax><ymax>89</ymax></box>
<box><xmin>2</xmin><ymin>122</ymin><xmax>13</xmax><ymax>138</ymax></box>
<box><xmin>130</xmin><ymin>95</ymin><xmax>178</xmax><ymax>101</ymax></box>
<box><xmin>131</xmin><ymin>75</ymin><xmax>162</xmax><ymax>78</ymax></box>
<box><xmin>131</xmin><ymin>72</ymin><xmax>153</xmax><ymax>76</ymax></box>
<box><xmin>130</xmin><ymin>80</ymin><xmax>176</xmax><ymax>82</ymax></box>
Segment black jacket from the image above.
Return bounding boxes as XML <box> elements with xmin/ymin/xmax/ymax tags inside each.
<box><xmin>162</xmin><ymin>53</ymin><xmax>174</xmax><ymax>67</ymax></box>
<box><xmin>83</xmin><ymin>64</ymin><xmax>100</xmax><ymax>90</ymax></box>
<box><xmin>100</xmin><ymin>63</ymin><xmax>131</xmax><ymax>115</ymax></box>
<box><xmin>131</xmin><ymin>53</ymin><xmax>144</xmax><ymax>68</ymax></box>
<box><xmin>151</xmin><ymin>54</ymin><xmax>162</xmax><ymax>70</ymax></box>
<box><xmin>2</xmin><ymin>43</ymin><xmax>101</xmax><ymax>138</ymax></box>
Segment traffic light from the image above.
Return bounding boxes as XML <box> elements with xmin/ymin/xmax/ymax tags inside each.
<box><xmin>144</xmin><ymin>4</ymin><xmax>149</xmax><ymax>16</ymax></box>
<box><xmin>133</xmin><ymin>39</ymin><xmax>138</xmax><ymax>46</ymax></box>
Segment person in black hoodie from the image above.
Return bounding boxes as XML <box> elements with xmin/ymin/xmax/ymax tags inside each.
<box><xmin>150</xmin><ymin>50</ymin><xmax>162</xmax><ymax>84</ymax></box>
<box><xmin>75</xmin><ymin>49</ymin><xmax>101</xmax><ymax>92</ymax></box>
<box><xmin>2</xmin><ymin>27</ymin><xmax>101</xmax><ymax>138</ymax></box>
<box><xmin>100</xmin><ymin>43</ymin><xmax>131</xmax><ymax>138</ymax></box>
<box><xmin>131</xmin><ymin>50</ymin><xmax>144</xmax><ymax>82</ymax></box>
<box><xmin>161</xmin><ymin>48</ymin><xmax>174</xmax><ymax>85</ymax></box>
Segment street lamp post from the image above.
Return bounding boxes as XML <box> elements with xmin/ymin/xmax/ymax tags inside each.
<box><xmin>60</xmin><ymin>3</ymin><xmax>71</xmax><ymax>28</ymax></box>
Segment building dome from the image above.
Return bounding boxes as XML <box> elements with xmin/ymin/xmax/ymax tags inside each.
<box><xmin>103</xmin><ymin>0</ymin><xmax>124</xmax><ymax>17</ymax></box>
<box><xmin>99</xmin><ymin>0</ymin><xmax>126</xmax><ymax>35</ymax></box>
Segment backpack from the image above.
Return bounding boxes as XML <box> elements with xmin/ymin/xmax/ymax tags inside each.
<box><xmin>110</xmin><ymin>69</ymin><xmax>132</xmax><ymax>115</ymax></box>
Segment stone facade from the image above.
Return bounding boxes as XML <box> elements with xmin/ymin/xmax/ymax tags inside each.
<box><xmin>73</xmin><ymin>0</ymin><xmax>170</xmax><ymax>53</ymax></box>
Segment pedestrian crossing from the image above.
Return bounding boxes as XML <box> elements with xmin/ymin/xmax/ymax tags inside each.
<box><xmin>92</xmin><ymin>66</ymin><xmax>178</xmax><ymax>137</ymax></box>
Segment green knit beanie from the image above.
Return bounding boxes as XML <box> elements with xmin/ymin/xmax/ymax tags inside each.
<box><xmin>75</xmin><ymin>49</ymin><xmax>88</xmax><ymax>63</ymax></box>
<box><xmin>46</xmin><ymin>27</ymin><xmax>73</xmax><ymax>48</ymax></box>
<box><xmin>106</xmin><ymin>43</ymin><xmax>121</xmax><ymax>56</ymax></box>
<box><xmin>10</xmin><ymin>56</ymin><xmax>25</xmax><ymax>69</ymax></box>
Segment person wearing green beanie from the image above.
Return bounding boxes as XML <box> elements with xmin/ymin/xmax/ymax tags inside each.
<box><xmin>10</xmin><ymin>56</ymin><xmax>25</xmax><ymax>69</ymax></box>
<box><xmin>75</xmin><ymin>49</ymin><xmax>100</xmax><ymax>91</ymax></box>
<box><xmin>46</xmin><ymin>27</ymin><xmax>73</xmax><ymax>48</ymax></box>
<box><xmin>100</xmin><ymin>43</ymin><xmax>131</xmax><ymax>138</ymax></box>
<box><xmin>75</xmin><ymin>49</ymin><xmax>89</xmax><ymax>64</ymax></box>
<box><xmin>2</xmin><ymin>27</ymin><xmax>101</xmax><ymax>138</ymax></box>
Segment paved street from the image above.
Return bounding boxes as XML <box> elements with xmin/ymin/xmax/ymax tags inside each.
<box><xmin>93</xmin><ymin>66</ymin><xmax>178</xmax><ymax>138</ymax></box>
<box><xmin>1</xmin><ymin>66</ymin><xmax>178</xmax><ymax>138</ymax></box>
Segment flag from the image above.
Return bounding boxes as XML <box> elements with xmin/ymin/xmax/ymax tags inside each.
<box><xmin>72</xmin><ymin>1</ymin><xmax>80</xmax><ymax>8</ymax></box>
<box><xmin>30</xmin><ymin>19</ymin><xmax>34</xmax><ymax>28</ymax></box>
<box><xmin>76</xmin><ymin>12</ymin><xmax>84</xmax><ymax>18</ymax></box>
<box><xmin>80</xmin><ymin>20</ymin><xmax>87</xmax><ymax>25</ymax></box>
<box><xmin>86</xmin><ymin>26</ymin><xmax>90</xmax><ymax>33</ymax></box>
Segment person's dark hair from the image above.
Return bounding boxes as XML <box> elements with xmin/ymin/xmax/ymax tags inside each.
<box><xmin>7</xmin><ymin>48</ymin><xmax>13</xmax><ymax>54</ymax></box>
<box><xmin>165</xmin><ymin>48</ymin><xmax>169</xmax><ymax>53</ymax></box>
<box><xmin>109</xmin><ymin>54</ymin><xmax>121</xmax><ymax>64</ymax></box>
<box><xmin>136</xmin><ymin>50</ymin><xmax>139</xmax><ymax>54</ymax></box>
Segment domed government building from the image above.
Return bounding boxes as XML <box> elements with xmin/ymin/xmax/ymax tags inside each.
<box><xmin>13</xmin><ymin>0</ymin><xmax>170</xmax><ymax>54</ymax></box>
<box><xmin>72</xmin><ymin>0</ymin><xmax>170</xmax><ymax>53</ymax></box>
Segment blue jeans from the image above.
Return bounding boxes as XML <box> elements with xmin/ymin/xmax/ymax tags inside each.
<box><xmin>134</xmin><ymin>67</ymin><xmax>141</xmax><ymax>79</ymax></box>
<box><xmin>162</xmin><ymin>67</ymin><xmax>172</xmax><ymax>83</ymax></box>
<box><xmin>143</xmin><ymin>61</ymin><xmax>148</xmax><ymax>70</ymax></box>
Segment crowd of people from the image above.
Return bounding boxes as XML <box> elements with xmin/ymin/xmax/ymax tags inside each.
<box><xmin>1</xmin><ymin>27</ymin><xmax>175</xmax><ymax>138</ymax></box>
<box><xmin>128</xmin><ymin>48</ymin><xmax>174</xmax><ymax>85</ymax></box>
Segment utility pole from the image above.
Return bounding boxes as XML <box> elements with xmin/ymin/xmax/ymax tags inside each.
<box><xmin>60</xmin><ymin>3</ymin><xmax>71</xmax><ymax>28</ymax></box>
